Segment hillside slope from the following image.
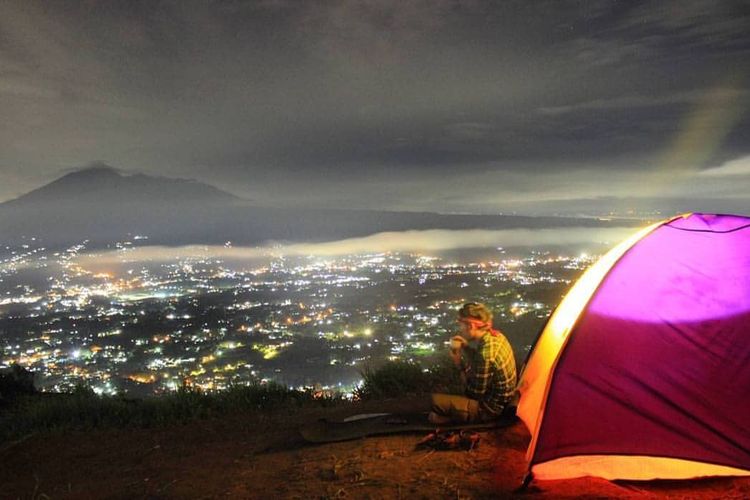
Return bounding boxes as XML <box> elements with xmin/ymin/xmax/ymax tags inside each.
<box><xmin>2</xmin><ymin>399</ymin><xmax>748</xmax><ymax>499</ymax></box>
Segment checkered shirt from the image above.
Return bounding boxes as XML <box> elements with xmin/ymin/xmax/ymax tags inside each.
<box><xmin>461</xmin><ymin>332</ymin><xmax>517</xmax><ymax>414</ymax></box>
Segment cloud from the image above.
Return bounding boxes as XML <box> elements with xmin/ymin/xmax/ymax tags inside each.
<box><xmin>77</xmin><ymin>227</ymin><xmax>635</xmax><ymax>269</ymax></box>
<box><xmin>538</xmin><ymin>89</ymin><xmax>749</xmax><ymax>116</ymax></box>
<box><xmin>296</xmin><ymin>0</ymin><xmax>457</xmax><ymax>65</ymax></box>
<box><xmin>1</xmin><ymin>1</ymin><xmax>749</xmax><ymax>212</ymax></box>
<box><xmin>699</xmin><ymin>155</ymin><xmax>750</xmax><ymax>177</ymax></box>
<box><xmin>279</xmin><ymin>227</ymin><xmax>634</xmax><ymax>254</ymax></box>
<box><xmin>618</xmin><ymin>0</ymin><xmax>750</xmax><ymax>48</ymax></box>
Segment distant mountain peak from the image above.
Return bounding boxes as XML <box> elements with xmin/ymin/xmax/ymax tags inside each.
<box><xmin>56</xmin><ymin>163</ymin><xmax>123</xmax><ymax>182</ymax></box>
<box><xmin>72</xmin><ymin>161</ymin><xmax>121</xmax><ymax>174</ymax></box>
<box><xmin>4</xmin><ymin>164</ymin><xmax>243</xmax><ymax>206</ymax></box>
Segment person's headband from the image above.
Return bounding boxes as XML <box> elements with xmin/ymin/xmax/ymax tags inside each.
<box><xmin>459</xmin><ymin>317</ymin><xmax>499</xmax><ymax>336</ymax></box>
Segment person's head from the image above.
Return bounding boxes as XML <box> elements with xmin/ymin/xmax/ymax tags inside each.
<box><xmin>457</xmin><ymin>302</ymin><xmax>493</xmax><ymax>340</ymax></box>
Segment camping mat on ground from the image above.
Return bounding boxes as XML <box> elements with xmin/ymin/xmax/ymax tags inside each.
<box><xmin>299</xmin><ymin>412</ymin><xmax>516</xmax><ymax>443</ymax></box>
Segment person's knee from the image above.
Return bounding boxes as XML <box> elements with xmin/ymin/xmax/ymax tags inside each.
<box><xmin>431</xmin><ymin>392</ymin><xmax>451</xmax><ymax>414</ymax></box>
<box><xmin>450</xmin><ymin>408</ymin><xmax>471</xmax><ymax>423</ymax></box>
<box><xmin>465</xmin><ymin>399</ymin><xmax>482</xmax><ymax>422</ymax></box>
<box><xmin>447</xmin><ymin>395</ymin><xmax>472</xmax><ymax>422</ymax></box>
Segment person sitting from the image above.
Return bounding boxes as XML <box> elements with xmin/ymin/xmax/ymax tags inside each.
<box><xmin>429</xmin><ymin>302</ymin><xmax>517</xmax><ymax>424</ymax></box>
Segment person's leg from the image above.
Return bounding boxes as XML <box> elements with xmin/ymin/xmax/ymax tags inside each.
<box><xmin>465</xmin><ymin>398</ymin><xmax>481</xmax><ymax>422</ymax></box>
<box><xmin>430</xmin><ymin>393</ymin><xmax>459</xmax><ymax>423</ymax></box>
<box><xmin>428</xmin><ymin>412</ymin><xmax>453</xmax><ymax>424</ymax></box>
<box><xmin>429</xmin><ymin>393</ymin><xmax>482</xmax><ymax>423</ymax></box>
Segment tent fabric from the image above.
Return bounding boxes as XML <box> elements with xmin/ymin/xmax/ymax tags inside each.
<box><xmin>516</xmin><ymin>221</ymin><xmax>662</xmax><ymax>459</ymax></box>
<box><xmin>532</xmin><ymin>456</ymin><xmax>750</xmax><ymax>481</ymax></box>
<box><xmin>518</xmin><ymin>213</ymin><xmax>750</xmax><ymax>481</ymax></box>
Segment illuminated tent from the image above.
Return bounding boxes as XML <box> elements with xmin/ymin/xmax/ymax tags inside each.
<box><xmin>518</xmin><ymin>213</ymin><xmax>750</xmax><ymax>481</ymax></box>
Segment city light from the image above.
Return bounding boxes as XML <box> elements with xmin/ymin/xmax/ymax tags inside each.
<box><xmin>0</xmin><ymin>238</ymin><xmax>597</xmax><ymax>395</ymax></box>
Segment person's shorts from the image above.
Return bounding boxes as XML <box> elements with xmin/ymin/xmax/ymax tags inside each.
<box><xmin>430</xmin><ymin>393</ymin><xmax>498</xmax><ymax>423</ymax></box>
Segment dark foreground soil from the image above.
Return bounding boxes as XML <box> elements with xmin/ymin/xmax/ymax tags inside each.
<box><xmin>2</xmin><ymin>399</ymin><xmax>749</xmax><ymax>499</ymax></box>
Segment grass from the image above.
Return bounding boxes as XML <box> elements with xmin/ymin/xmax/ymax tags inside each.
<box><xmin>0</xmin><ymin>381</ymin><xmax>342</xmax><ymax>443</ymax></box>
<box><xmin>0</xmin><ymin>364</ymin><xmax>36</xmax><ymax>408</ymax></box>
<box><xmin>0</xmin><ymin>357</ymin><xmax>461</xmax><ymax>442</ymax></box>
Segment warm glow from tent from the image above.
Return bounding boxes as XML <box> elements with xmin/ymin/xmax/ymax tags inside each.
<box><xmin>533</xmin><ymin>455</ymin><xmax>750</xmax><ymax>481</ymax></box>
<box><xmin>517</xmin><ymin>220</ymin><xmax>666</xmax><ymax>460</ymax></box>
<box><xmin>518</xmin><ymin>213</ymin><xmax>750</xmax><ymax>482</ymax></box>
<box><xmin>545</xmin><ymin>222</ymin><xmax>662</xmax><ymax>338</ymax></box>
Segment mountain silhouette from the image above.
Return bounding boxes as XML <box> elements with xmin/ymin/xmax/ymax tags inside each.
<box><xmin>10</xmin><ymin>163</ymin><xmax>237</xmax><ymax>206</ymax></box>
<box><xmin>0</xmin><ymin>165</ymin><xmax>634</xmax><ymax>248</ymax></box>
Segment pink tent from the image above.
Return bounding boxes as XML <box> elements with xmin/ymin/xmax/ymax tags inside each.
<box><xmin>518</xmin><ymin>213</ymin><xmax>750</xmax><ymax>481</ymax></box>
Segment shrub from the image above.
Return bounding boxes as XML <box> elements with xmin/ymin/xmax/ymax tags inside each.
<box><xmin>354</xmin><ymin>360</ymin><xmax>433</xmax><ymax>400</ymax></box>
<box><xmin>354</xmin><ymin>356</ymin><xmax>467</xmax><ymax>401</ymax></box>
<box><xmin>0</xmin><ymin>365</ymin><xmax>36</xmax><ymax>408</ymax></box>
<box><xmin>423</xmin><ymin>356</ymin><xmax>465</xmax><ymax>394</ymax></box>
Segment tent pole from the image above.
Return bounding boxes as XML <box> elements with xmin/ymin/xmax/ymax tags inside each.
<box><xmin>516</xmin><ymin>471</ymin><xmax>534</xmax><ymax>491</ymax></box>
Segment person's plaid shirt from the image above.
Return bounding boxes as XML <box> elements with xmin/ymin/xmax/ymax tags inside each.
<box><xmin>460</xmin><ymin>333</ymin><xmax>517</xmax><ymax>414</ymax></box>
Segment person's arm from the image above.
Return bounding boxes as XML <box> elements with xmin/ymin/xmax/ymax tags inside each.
<box><xmin>449</xmin><ymin>338</ymin><xmax>472</xmax><ymax>386</ymax></box>
<box><xmin>448</xmin><ymin>335</ymin><xmax>468</xmax><ymax>369</ymax></box>
<box><xmin>465</xmin><ymin>344</ymin><xmax>492</xmax><ymax>399</ymax></box>
<box><xmin>459</xmin><ymin>344</ymin><xmax>474</xmax><ymax>372</ymax></box>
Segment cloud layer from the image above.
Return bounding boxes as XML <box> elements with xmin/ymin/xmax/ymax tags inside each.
<box><xmin>1</xmin><ymin>1</ymin><xmax>749</xmax><ymax>213</ymax></box>
<box><xmin>78</xmin><ymin>227</ymin><xmax>635</xmax><ymax>270</ymax></box>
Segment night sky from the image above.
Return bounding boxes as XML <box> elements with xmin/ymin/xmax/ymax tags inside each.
<box><xmin>1</xmin><ymin>0</ymin><xmax>749</xmax><ymax>214</ymax></box>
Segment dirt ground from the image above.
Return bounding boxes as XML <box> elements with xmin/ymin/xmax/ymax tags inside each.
<box><xmin>2</xmin><ymin>400</ymin><xmax>749</xmax><ymax>499</ymax></box>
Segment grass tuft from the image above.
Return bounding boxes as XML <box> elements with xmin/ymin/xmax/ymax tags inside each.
<box><xmin>354</xmin><ymin>357</ymin><xmax>462</xmax><ymax>400</ymax></box>
<box><xmin>0</xmin><ymin>381</ymin><xmax>344</xmax><ymax>443</ymax></box>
